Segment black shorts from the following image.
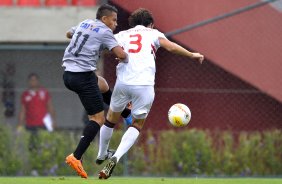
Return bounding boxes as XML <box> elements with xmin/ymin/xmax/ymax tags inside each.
<box><xmin>63</xmin><ymin>71</ymin><xmax>104</xmax><ymax>115</ymax></box>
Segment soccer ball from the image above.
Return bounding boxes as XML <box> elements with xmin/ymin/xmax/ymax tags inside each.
<box><xmin>168</xmin><ymin>103</ymin><xmax>191</xmax><ymax>127</ymax></box>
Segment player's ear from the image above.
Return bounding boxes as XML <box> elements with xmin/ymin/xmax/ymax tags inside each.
<box><xmin>148</xmin><ymin>23</ymin><xmax>154</xmax><ymax>28</ymax></box>
<box><xmin>101</xmin><ymin>16</ymin><xmax>108</xmax><ymax>23</ymax></box>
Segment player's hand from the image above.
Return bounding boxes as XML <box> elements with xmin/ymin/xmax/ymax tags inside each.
<box><xmin>191</xmin><ymin>53</ymin><xmax>204</xmax><ymax>64</ymax></box>
<box><xmin>115</xmin><ymin>57</ymin><xmax>129</xmax><ymax>63</ymax></box>
<box><xmin>16</xmin><ymin>125</ymin><xmax>24</xmax><ymax>134</ymax></box>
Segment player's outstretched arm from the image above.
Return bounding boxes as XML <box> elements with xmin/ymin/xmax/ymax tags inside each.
<box><xmin>159</xmin><ymin>38</ymin><xmax>204</xmax><ymax>64</ymax></box>
<box><xmin>111</xmin><ymin>46</ymin><xmax>127</xmax><ymax>61</ymax></box>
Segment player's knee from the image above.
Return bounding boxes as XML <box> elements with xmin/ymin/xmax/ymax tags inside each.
<box><xmin>98</xmin><ymin>76</ymin><xmax>109</xmax><ymax>93</ymax></box>
<box><xmin>106</xmin><ymin>113</ymin><xmax>112</xmax><ymax>122</ymax></box>
<box><xmin>106</xmin><ymin>116</ymin><xmax>116</xmax><ymax>124</ymax></box>
<box><xmin>106</xmin><ymin>110</ymin><xmax>121</xmax><ymax>124</ymax></box>
<box><xmin>89</xmin><ymin>113</ymin><xmax>105</xmax><ymax>126</ymax></box>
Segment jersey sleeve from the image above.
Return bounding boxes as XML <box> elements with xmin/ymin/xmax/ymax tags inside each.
<box><xmin>102</xmin><ymin>30</ymin><xmax>119</xmax><ymax>51</ymax></box>
<box><xmin>153</xmin><ymin>30</ymin><xmax>167</xmax><ymax>49</ymax></box>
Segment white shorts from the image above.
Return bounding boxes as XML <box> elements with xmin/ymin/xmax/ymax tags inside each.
<box><xmin>110</xmin><ymin>82</ymin><xmax>155</xmax><ymax>119</ymax></box>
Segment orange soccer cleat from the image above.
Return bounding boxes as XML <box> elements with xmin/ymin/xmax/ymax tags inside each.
<box><xmin>65</xmin><ymin>154</ymin><xmax>88</xmax><ymax>178</ymax></box>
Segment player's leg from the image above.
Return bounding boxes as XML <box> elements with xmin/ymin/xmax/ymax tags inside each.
<box><xmin>64</xmin><ymin>71</ymin><xmax>105</xmax><ymax>178</ymax></box>
<box><xmin>97</xmin><ymin>75</ymin><xmax>109</xmax><ymax>93</ymax></box>
<box><xmin>113</xmin><ymin>85</ymin><xmax>155</xmax><ymax>162</ymax></box>
<box><xmin>96</xmin><ymin>109</ymin><xmax>122</xmax><ymax>165</ymax></box>
<box><xmin>96</xmin><ymin>82</ymin><xmax>129</xmax><ymax>164</ymax></box>
<box><xmin>97</xmin><ymin>76</ymin><xmax>132</xmax><ymax>124</ymax></box>
<box><xmin>99</xmin><ymin>85</ymin><xmax>155</xmax><ymax>179</ymax></box>
<box><xmin>98</xmin><ymin>119</ymin><xmax>143</xmax><ymax>180</ymax></box>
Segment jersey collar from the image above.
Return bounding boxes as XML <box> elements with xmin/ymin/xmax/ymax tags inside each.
<box><xmin>135</xmin><ymin>25</ymin><xmax>146</xmax><ymax>29</ymax></box>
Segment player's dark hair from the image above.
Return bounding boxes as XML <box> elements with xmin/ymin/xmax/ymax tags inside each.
<box><xmin>28</xmin><ymin>73</ymin><xmax>39</xmax><ymax>80</ymax></box>
<box><xmin>96</xmin><ymin>4</ymin><xmax>118</xmax><ymax>20</ymax></box>
<box><xmin>128</xmin><ymin>8</ymin><xmax>154</xmax><ymax>27</ymax></box>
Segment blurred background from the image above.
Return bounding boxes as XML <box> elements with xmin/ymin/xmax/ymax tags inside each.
<box><xmin>0</xmin><ymin>0</ymin><xmax>281</xmax><ymax>177</ymax></box>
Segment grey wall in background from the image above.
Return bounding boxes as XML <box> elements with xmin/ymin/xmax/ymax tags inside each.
<box><xmin>0</xmin><ymin>7</ymin><xmax>98</xmax><ymax>42</ymax></box>
<box><xmin>0</xmin><ymin>49</ymin><xmax>85</xmax><ymax>129</ymax></box>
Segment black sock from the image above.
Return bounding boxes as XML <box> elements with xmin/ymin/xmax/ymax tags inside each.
<box><xmin>73</xmin><ymin>121</ymin><xmax>100</xmax><ymax>160</ymax></box>
<box><xmin>102</xmin><ymin>89</ymin><xmax>112</xmax><ymax>105</ymax></box>
<box><xmin>104</xmin><ymin>119</ymin><xmax>116</xmax><ymax>128</ymax></box>
<box><xmin>121</xmin><ymin>108</ymin><xmax>131</xmax><ymax>119</ymax></box>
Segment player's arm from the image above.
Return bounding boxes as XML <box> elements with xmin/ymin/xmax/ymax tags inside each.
<box><xmin>159</xmin><ymin>38</ymin><xmax>204</xmax><ymax>64</ymax></box>
<box><xmin>104</xmin><ymin>31</ymin><xmax>127</xmax><ymax>61</ymax></box>
<box><xmin>111</xmin><ymin>46</ymin><xmax>127</xmax><ymax>60</ymax></box>
<box><xmin>111</xmin><ymin>32</ymin><xmax>128</xmax><ymax>61</ymax></box>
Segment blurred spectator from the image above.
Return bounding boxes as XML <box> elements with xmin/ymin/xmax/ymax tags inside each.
<box><xmin>17</xmin><ymin>73</ymin><xmax>56</xmax><ymax>134</ymax></box>
<box><xmin>17</xmin><ymin>73</ymin><xmax>56</xmax><ymax>176</ymax></box>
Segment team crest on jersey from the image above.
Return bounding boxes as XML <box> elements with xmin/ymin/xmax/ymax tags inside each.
<box><xmin>39</xmin><ymin>90</ymin><xmax>45</xmax><ymax>100</ymax></box>
<box><xmin>25</xmin><ymin>95</ymin><xmax>32</xmax><ymax>102</ymax></box>
<box><xmin>29</xmin><ymin>90</ymin><xmax>36</xmax><ymax>96</ymax></box>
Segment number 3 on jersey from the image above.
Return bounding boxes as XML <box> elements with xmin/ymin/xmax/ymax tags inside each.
<box><xmin>129</xmin><ymin>34</ymin><xmax>142</xmax><ymax>53</ymax></box>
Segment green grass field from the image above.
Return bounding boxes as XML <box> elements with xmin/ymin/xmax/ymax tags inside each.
<box><xmin>0</xmin><ymin>177</ymin><xmax>281</xmax><ymax>184</ymax></box>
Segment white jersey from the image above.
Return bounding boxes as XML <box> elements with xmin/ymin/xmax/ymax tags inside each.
<box><xmin>115</xmin><ymin>25</ymin><xmax>167</xmax><ymax>85</ymax></box>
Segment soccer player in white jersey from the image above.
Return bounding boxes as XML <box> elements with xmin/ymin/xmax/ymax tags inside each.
<box><xmin>62</xmin><ymin>4</ymin><xmax>131</xmax><ymax>178</ymax></box>
<box><xmin>97</xmin><ymin>8</ymin><xmax>204</xmax><ymax>179</ymax></box>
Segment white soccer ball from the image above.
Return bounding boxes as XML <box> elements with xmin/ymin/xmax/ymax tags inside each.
<box><xmin>168</xmin><ymin>103</ymin><xmax>191</xmax><ymax>127</ymax></box>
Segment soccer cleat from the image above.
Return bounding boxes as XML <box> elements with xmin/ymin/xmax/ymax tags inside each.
<box><xmin>124</xmin><ymin>114</ymin><xmax>132</xmax><ymax>125</ymax></box>
<box><xmin>65</xmin><ymin>153</ymin><xmax>88</xmax><ymax>179</ymax></box>
<box><xmin>96</xmin><ymin>149</ymin><xmax>115</xmax><ymax>165</ymax></box>
<box><xmin>98</xmin><ymin>157</ymin><xmax>117</xmax><ymax>179</ymax></box>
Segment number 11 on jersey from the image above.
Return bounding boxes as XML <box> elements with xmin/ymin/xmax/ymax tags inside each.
<box><xmin>68</xmin><ymin>31</ymin><xmax>89</xmax><ymax>57</ymax></box>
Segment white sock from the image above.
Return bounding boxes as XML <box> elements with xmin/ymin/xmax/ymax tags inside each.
<box><xmin>97</xmin><ymin>125</ymin><xmax>114</xmax><ymax>159</ymax></box>
<box><xmin>113</xmin><ymin>127</ymin><xmax>140</xmax><ymax>162</ymax></box>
